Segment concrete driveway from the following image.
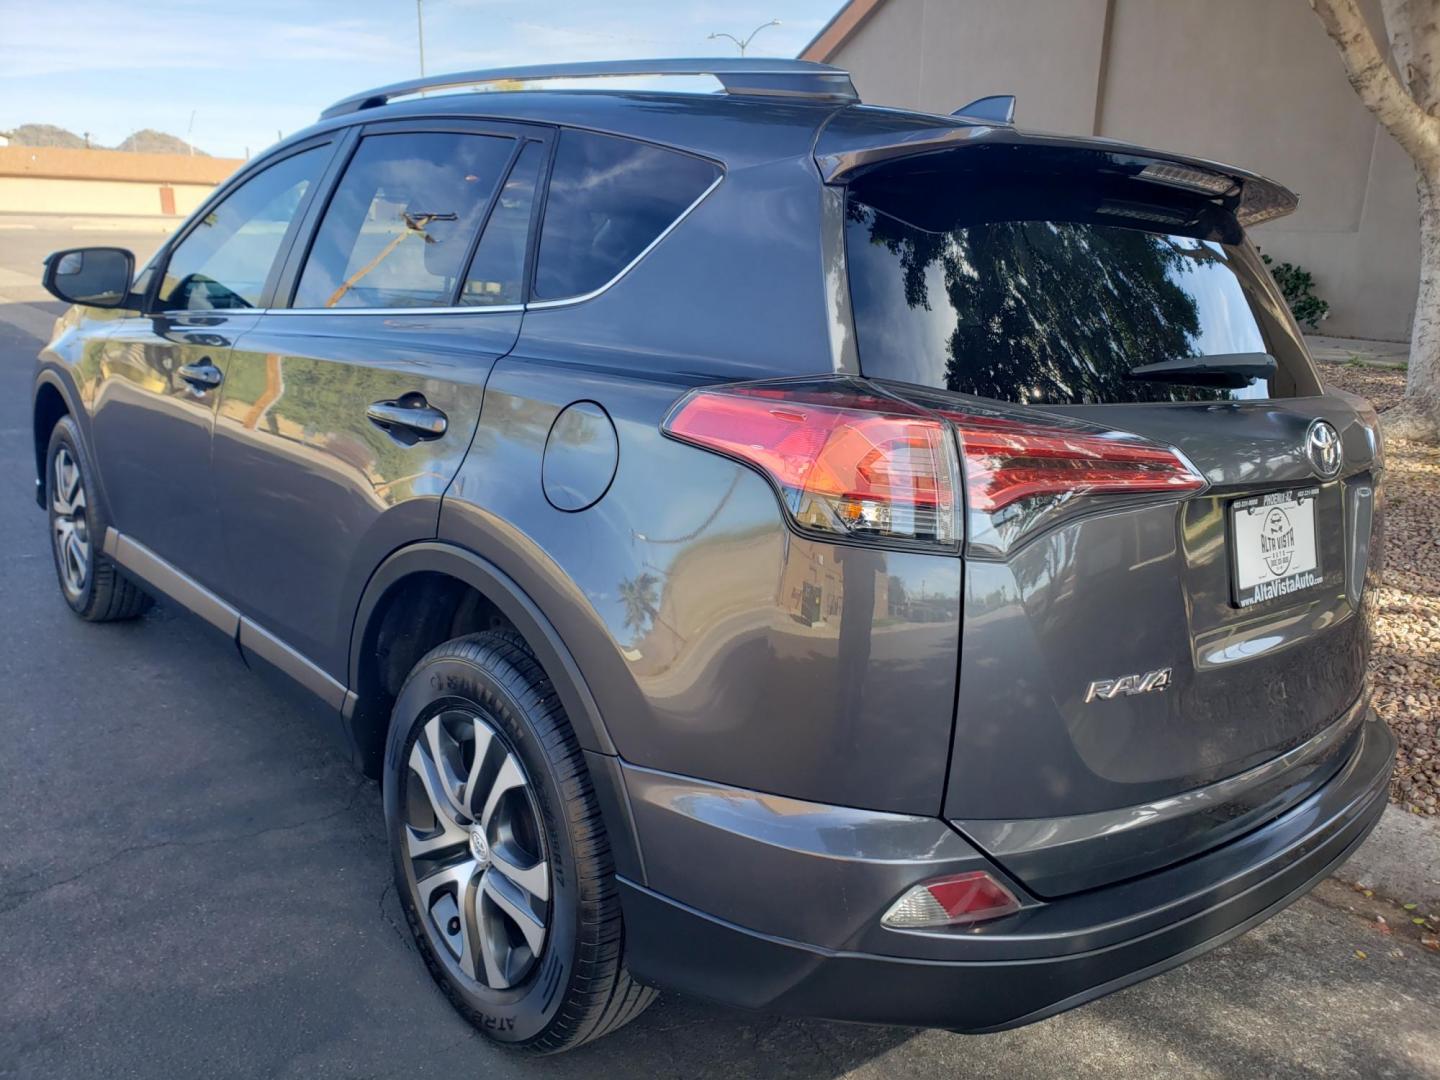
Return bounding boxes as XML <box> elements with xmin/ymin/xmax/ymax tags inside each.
<box><xmin>1</xmin><ymin>218</ymin><xmax>1437</xmax><ymax>1079</ymax></box>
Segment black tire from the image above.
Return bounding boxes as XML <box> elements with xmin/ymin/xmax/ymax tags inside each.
<box><xmin>383</xmin><ymin>631</ymin><xmax>655</xmax><ymax>1053</ymax></box>
<box><xmin>45</xmin><ymin>415</ymin><xmax>152</xmax><ymax>622</ymax></box>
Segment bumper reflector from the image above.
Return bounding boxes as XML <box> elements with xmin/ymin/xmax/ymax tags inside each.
<box><xmin>882</xmin><ymin>871</ymin><xmax>1021</xmax><ymax>929</ymax></box>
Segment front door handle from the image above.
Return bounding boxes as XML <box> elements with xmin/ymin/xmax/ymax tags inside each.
<box><xmin>178</xmin><ymin>360</ymin><xmax>224</xmax><ymax>389</ymax></box>
<box><xmin>367</xmin><ymin>395</ymin><xmax>448</xmax><ymax>439</ymax></box>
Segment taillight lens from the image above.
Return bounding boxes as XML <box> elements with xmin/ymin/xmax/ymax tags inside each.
<box><xmin>662</xmin><ymin>378</ymin><xmax>1206</xmax><ymax>555</ymax></box>
<box><xmin>882</xmin><ymin>871</ymin><xmax>1021</xmax><ymax>929</ymax></box>
<box><xmin>942</xmin><ymin>412</ymin><xmax>1207</xmax><ymax>512</ymax></box>
<box><xmin>664</xmin><ymin>383</ymin><xmax>959</xmax><ymax>547</ymax></box>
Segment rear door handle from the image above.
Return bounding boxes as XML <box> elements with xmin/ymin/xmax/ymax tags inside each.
<box><xmin>178</xmin><ymin>360</ymin><xmax>224</xmax><ymax>389</ymax></box>
<box><xmin>367</xmin><ymin>396</ymin><xmax>448</xmax><ymax>439</ymax></box>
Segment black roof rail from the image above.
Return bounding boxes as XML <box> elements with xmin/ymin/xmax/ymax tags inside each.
<box><xmin>320</xmin><ymin>58</ymin><xmax>860</xmax><ymax>119</ymax></box>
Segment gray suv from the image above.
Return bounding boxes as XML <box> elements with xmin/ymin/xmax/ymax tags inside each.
<box><xmin>31</xmin><ymin>59</ymin><xmax>1394</xmax><ymax>1053</ymax></box>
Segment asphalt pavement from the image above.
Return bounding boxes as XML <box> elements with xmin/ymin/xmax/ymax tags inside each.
<box><xmin>2</xmin><ymin>216</ymin><xmax>1438</xmax><ymax>1079</ymax></box>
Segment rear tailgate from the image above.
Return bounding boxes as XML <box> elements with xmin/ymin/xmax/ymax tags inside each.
<box><xmin>839</xmin><ymin>134</ymin><xmax>1383</xmax><ymax>896</ymax></box>
<box><xmin>940</xmin><ymin>395</ymin><xmax>1380</xmax><ymax>896</ymax></box>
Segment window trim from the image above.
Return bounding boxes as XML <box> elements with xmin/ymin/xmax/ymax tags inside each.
<box><xmin>144</xmin><ymin>135</ymin><xmax>340</xmax><ymax>316</ymax></box>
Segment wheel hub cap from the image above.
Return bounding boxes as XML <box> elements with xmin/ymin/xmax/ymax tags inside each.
<box><xmin>50</xmin><ymin>446</ymin><xmax>91</xmax><ymax>599</ymax></box>
<box><xmin>404</xmin><ymin>708</ymin><xmax>550</xmax><ymax>990</ymax></box>
<box><xmin>468</xmin><ymin>825</ymin><xmax>490</xmax><ymax>867</ymax></box>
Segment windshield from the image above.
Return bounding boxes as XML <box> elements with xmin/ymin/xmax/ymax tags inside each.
<box><xmin>845</xmin><ymin>192</ymin><xmax>1313</xmax><ymax>406</ymax></box>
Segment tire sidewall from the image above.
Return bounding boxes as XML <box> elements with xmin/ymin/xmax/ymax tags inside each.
<box><xmin>383</xmin><ymin>648</ymin><xmax>579</xmax><ymax>1045</ymax></box>
<box><xmin>45</xmin><ymin>417</ymin><xmax>98</xmax><ymax>615</ymax></box>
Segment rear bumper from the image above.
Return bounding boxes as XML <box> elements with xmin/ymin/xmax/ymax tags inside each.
<box><xmin>617</xmin><ymin>713</ymin><xmax>1394</xmax><ymax>1031</ymax></box>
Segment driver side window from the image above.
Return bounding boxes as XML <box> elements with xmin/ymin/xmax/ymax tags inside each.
<box><xmin>157</xmin><ymin>146</ymin><xmax>328</xmax><ymax>312</ymax></box>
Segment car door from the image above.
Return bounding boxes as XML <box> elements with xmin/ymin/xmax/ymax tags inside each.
<box><xmin>209</xmin><ymin>120</ymin><xmax>549</xmax><ymax>688</ymax></box>
<box><xmin>89</xmin><ymin>139</ymin><xmax>335</xmax><ymax>579</ymax></box>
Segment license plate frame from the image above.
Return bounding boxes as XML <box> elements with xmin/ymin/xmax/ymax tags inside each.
<box><xmin>1229</xmin><ymin>487</ymin><xmax>1323</xmax><ymax>609</ymax></box>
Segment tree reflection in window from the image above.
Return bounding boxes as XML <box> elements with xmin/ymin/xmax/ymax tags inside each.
<box><xmin>846</xmin><ymin>202</ymin><xmax>1252</xmax><ymax>405</ymax></box>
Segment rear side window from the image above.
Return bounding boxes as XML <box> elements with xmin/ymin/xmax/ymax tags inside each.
<box><xmin>533</xmin><ymin>130</ymin><xmax>720</xmax><ymax>301</ymax></box>
<box><xmin>294</xmin><ymin>131</ymin><xmax>513</xmax><ymax>309</ymax></box>
<box><xmin>845</xmin><ymin>172</ymin><xmax>1311</xmax><ymax>405</ymax></box>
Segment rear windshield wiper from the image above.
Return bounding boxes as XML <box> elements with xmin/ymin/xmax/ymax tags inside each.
<box><xmin>1126</xmin><ymin>352</ymin><xmax>1276</xmax><ymax>389</ymax></box>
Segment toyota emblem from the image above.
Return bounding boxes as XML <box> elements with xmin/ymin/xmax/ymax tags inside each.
<box><xmin>1305</xmin><ymin>419</ymin><xmax>1342</xmax><ymax>479</ymax></box>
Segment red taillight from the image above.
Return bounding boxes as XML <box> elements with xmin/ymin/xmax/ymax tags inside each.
<box><xmin>942</xmin><ymin>412</ymin><xmax>1206</xmax><ymax>513</ymax></box>
<box><xmin>882</xmin><ymin>871</ymin><xmax>1021</xmax><ymax>929</ymax></box>
<box><xmin>664</xmin><ymin>384</ymin><xmax>959</xmax><ymax>547</ymax></box>
<box><xmin>663</xmin><ymin>380</ymin><xmax>1206</xmax><ymax>553</ymax></box>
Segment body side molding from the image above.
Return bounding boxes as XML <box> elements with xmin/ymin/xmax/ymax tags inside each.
<box><xmin>239</xmin><ymin>617</ymin><xmax>348</xmax><ymax>710</ymax></box>
<box><xmin>104</xmin><ymin>527</ymin><xmax>346</xmax><ymax>708</ymax></box>
<box><xmin>105</xmin><ymin>527</ymin><xmax>240</xmax><ymax>636</ymax></box>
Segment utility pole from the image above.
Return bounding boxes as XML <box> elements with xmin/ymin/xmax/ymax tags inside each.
<box><xmin>417</xmin><ymin>0</ymin><xmax>427</xmax><ymax>77</ymax></box>
<box><xmin>708</xmin><ymin>19</ymin><xmax>780</xmax><ymax>56</ymax></box>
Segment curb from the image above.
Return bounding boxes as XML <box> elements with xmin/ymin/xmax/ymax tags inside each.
<box><xmin>1332</xmin><ymin>805</ymin><xmax>1440</xmax><ymax>909</ymax></box>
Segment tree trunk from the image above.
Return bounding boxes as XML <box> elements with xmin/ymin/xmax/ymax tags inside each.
<box><xmin>1310</xmin><ymin>0</ymin><xmax>1440</xmax><ymax>442</ymax></box>
<box><xmin>1386</xmin><ymin>170</ymin><xmax>1440</xmax><ymax>442</ymax></box>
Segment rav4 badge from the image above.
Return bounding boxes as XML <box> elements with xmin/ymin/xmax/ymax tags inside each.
<box><xmin>1085</xmin><ymin>668</ymin><xmax>1173</xmax><ymax>703</ymax></box>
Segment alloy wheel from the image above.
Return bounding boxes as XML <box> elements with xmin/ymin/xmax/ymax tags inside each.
<box><xmin>404</xmin><ymin>708</ymin><xmax>551</xmax><ymax>990</ymax></box>
<box><xmin>51</xmin><ymin>446</ymin><xmax>91</xmax><ymax>599</ymax></box>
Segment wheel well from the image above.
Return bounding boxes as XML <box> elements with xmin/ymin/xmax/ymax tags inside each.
<box><xmin>349</xmin><ymin>570</ymin><xmax>527</xmax><ymax>778</ymax></box>
<box><xmin>33</xmin><ymin>383</ymin><xmax>69</xmax><ymax>500</ymax></box>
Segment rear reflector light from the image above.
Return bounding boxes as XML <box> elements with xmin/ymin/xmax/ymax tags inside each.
<box><xmin>882</xmin><ymin>871</ymin><xmax>1021</xmax><ymax>929</ymax></box>
<box><xmin>664</xmin><ymin>384</ymin><xmax>959</xmax><ymax>547</ymax></box>
<box><xmin>941</xmin><ymin>412</ymin><xmax>1206</xmax><ymax>513</ymax></box>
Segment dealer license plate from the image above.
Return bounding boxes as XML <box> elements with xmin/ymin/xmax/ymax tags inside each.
<box><xmin>1231</xmin><ymin>488</ymin><xmax>1322</xmax><ymax>608</ymax></box>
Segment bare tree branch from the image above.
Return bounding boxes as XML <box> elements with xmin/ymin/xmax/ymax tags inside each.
<box><xmin>1310</xmin><ymin>0</ymin><xmax>1440</xmax><ymax>170</ymax></box>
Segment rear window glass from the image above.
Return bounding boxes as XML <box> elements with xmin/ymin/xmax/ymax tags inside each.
<box><xmin>534</xmin><ymin>130</ymin><xmax>719</xmax><ymax>301</ymax></box>
<box><xmin>845</xmin><ymin>180</ymin><xmax>1310</xmax><ymax>405</ymax></box>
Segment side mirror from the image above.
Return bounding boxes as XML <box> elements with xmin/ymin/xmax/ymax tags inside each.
<box><xmin>42</xmin><ymin>247</ymin><xmax>136</xmax><ymax>308</ymax></box>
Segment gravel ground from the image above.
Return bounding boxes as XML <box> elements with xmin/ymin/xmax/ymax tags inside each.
<box><xmin>1322</xmin><ymin>361</ymin><xmax>1440</xmax><ymax>815</ymax></box>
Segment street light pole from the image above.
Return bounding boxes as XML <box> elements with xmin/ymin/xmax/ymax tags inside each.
<box><xmin>708</xmin><ymin>19</ymin><xmax>781</xmax><ymax>57</ymax></box>
<box><xmin>417</xmin><ymin>0</ymin><xmax>427</xmax><ymax>77</ymax></box>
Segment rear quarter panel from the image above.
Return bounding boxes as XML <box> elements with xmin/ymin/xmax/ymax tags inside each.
<box><xmin>440</xmin><ymin>356</ymin><xmax>961</xmax><ymax>814</ymax></box>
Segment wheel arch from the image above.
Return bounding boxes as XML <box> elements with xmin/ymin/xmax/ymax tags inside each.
<box><xmin>345</xmin><ymin>541</ymin><xmax>618</xmax><ymax>781</ymax></box>
<box><xmin>32</xmin><ymin>372</ymin><xmax>79</xmax><ymax>509</ymax></box>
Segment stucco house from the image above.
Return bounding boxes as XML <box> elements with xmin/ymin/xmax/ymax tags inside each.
<box><xmin>802</xmin><ymin>0</ymin><xmax>1419</xmax><ymax>342</ymax></box>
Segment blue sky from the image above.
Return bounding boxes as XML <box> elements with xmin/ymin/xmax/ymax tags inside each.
<box><xmin>0</xmin><ymin>0</ymin><xmax>840</xmax><ymax>158</ymax></box>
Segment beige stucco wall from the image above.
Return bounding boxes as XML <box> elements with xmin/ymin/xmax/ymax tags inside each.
<box><xmin>0</xmin><ymin>146</ymin><xmax>243</xmax><ymax>220</ymax></box>
<box><xmin>822</xmin><ymin>0</ymin><xmax>1419</xmax><ymax>341</ymax></box>
<box><xmin>0</xmin><ymin>176</ymin><xmax>214</xmax><ymax>217</ymax></box>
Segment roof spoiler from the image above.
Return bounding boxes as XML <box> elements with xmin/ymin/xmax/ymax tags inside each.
<box><xmin>813</xmin><ymin>119</ymin><xmax>1299</xmax><ymax>227</ymax></box>
<box><xmin>953</xmin><ymin>95</ymin><xmax>1015</xmax><ymax>125</ymax></box>
<box><xmin>320</xmin><ymin>58</ymin><xmax>859</xmax><ymax>119</ymax></box>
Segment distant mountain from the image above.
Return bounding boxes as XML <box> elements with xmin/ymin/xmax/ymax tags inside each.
<box><xmin>114</xmin><ymin>128</ymin><xmax>209</xmax><ymax>156</ymax></box>
<box><xmin>8</xmin><ymin>123</ymin><xmax>88</xmax><ymax>149</ymax></box>
<box><xmin>5</xmin><ymin>123</ymin><xmax>209</xmax><ymax>156</ymax></box>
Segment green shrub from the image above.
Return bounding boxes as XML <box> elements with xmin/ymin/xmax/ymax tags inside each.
<box><xmin>1260</xmin><ymin>250</ymin><xmax>1330</xmax><ymax>330</ymax></box>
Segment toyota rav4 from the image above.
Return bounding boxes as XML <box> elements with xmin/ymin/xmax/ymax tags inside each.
<box><xmin>31</xmin><ymin>59</ymin><xmax>1394</xmax><ymax>1053</ymax></box>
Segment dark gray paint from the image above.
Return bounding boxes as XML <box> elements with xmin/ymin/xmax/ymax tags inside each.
<box><xmin>620</xmin><ymin>761</ymin><xmax>996</xmax><ymax>949</ymax></box>
<box><xmin>441</xmin><ymin>355</ymin><xmax>962</xmax><ymax>814</ymax></box>
<box><xmin>89</xmin><ymin>310</ymin><xmax>257</xmax><ymax>580</ymax></box>
<box><xmin>28</xmin><ymin>78</ymin><xmax>1393</xmax><ymax>1035</ymax></box>
<box><xmin>541</xmin><ymin>401</ymin><xmax>619</xmax><ymax>512</ymax></box>
<box><xmin>208</xmin><ymin>309</ymin><xmax>514</xmax><ymax>676</ymax></box>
